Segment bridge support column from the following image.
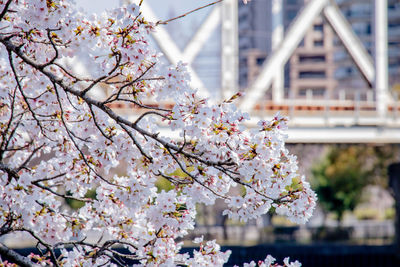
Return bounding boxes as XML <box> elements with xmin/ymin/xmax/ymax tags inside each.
<box><xmin>272</xmin><ymin>0</ymin><xmax>284</xmax><ymax>104</ymax></box>
<box><xmin>221</xmin><ymin>0</ymin><xmax>238</xmax><ymax>101</ymax></box>
<box><xmin>375</xmin><ymin>0</ymin><xmax>389</xmax><ymax>119</ymax></box>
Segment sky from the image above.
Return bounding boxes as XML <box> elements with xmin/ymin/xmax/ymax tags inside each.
<box><xmin>75</xmin><ymin>0</ymin><xmax>119</xmax><ymax>14</ymax></box>
<box><xmin>74</xmin><ymin>0</ymin><xmax>221</xmax><ymax>95</ymax></box>
<box><xmin>75</xmin><ymin>0</ymin><xmax>212</xmax><ymax>43</ymax></box>
<box><xmin>75</xmin><ymin>0</ymin><xmax>208</xmax><ymax>21</ymax></box>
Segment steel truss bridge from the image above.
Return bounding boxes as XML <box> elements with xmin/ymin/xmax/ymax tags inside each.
<box><xmin>120</xmin><ymin>0</ymin><xmax>400</xmax><ymax>143</ymax></box>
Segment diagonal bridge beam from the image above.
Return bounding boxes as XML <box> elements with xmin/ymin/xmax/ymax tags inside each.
<box><xmin>239</xmin><ymin>0</ymin><xmax>376</xmax><ymax>112</ymax></box>
<box><xmin>139</xmin><ymin>2</ymin><xmax>222</xmax><ymax>99</ymax></box>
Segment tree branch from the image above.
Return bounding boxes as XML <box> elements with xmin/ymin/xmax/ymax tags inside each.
<box><xmin>156</xmin><ymin>0</ymin><xmax>223</xmax><ymax>25</ymax></box>
<box><xmin>7</xmin><ymin>50</ymin><xmax>48</xmax><ymax>137</ymax></box>
<box><xmin>0</xmin><ymin>162</ymin><xmax>19</xmax><ymax>183</ymax></box>
<box><xmin>0</xmin><ymin>0</ymin><xmax>13</xmax><ymax>21</ymax></box>
<box><xmin>0</xmin><ymin>86</ymin><xmax>17</xmax><ymax>161</ymax></box>
<box><xmin>103</xmin><ymin>62</ymin><xmax>155</xmax><ymax>104</ymax></box>
<box><xmin>0</xmin><ymin>243</ymin><xmax>35</xmax><ymax>267</ymax></box>
<box><xmin>17</xmin><ymin>228</ymin><xmax>60</xmax><ymax>267</ymax></box>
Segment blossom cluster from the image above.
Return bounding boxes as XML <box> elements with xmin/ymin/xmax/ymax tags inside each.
<box><xmin>242</xmin><ymin>255</ymin><xmax>301</xmax><ymax>267</ymax></box>
<box><xmin>0</xmin><ymin>0</ymin><xmax>315</xmax><ymax>266</ymax></box>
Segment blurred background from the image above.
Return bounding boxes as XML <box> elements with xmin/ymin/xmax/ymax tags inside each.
<box><xmin>4</xmin><ymin>0</ymin><xmax>400</xmax><ymax>266</ymax></box>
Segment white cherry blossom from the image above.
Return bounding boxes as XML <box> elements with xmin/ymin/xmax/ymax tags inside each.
<box><xmin>0</xmin><ymin>0</ymin><xmax>315</xmax><ymax>266</ymax></box>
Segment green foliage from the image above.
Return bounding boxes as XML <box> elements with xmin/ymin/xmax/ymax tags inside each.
<box><xmin>312</xmin><ymin>146</ymin><xmax>373</xmax><ymax>221</ymax></box>
<box><xmin>354</xmin><ymin>207</ymin><xmax>381</xmax><ymax>221</ymax></box>
<box><xmin>155</xmin><ymin>177</ymin><xmax>175</xmax><ymax>192</ymax></box>
<box><xmin>368</xmin><ymin>145</ymin><xmax>398</xmax><ymax>188</ymax></box>
<box><xmin>385</xmin><ymin>207</ymin><xmax>395</xmax><ymax>220</ymax></box>
<box><xmin>65</xmin><ymin>189</ymin><xmax>97</xmax><ymax>210</ymax></box>
<box><xmin>155</xmin><ymin>166</ymin><xmax>195</xmax><ymax>192</ymax></box>
<box><xmin>312</xmin><ymin>144</ymin><xmax>399</xmax><ymax>222</ymax></box>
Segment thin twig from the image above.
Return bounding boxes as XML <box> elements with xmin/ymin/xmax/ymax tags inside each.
<box><xmin>133</xmin><ymin>110</ymin><xmax>169</xmax><ymax>126</ymax></box>
<box><xmin>53</xmin><ymin>83</ymin><xmax>116</xmax><ymax>187</ymax></box>
<box><xmin>165</xmin><ymin>146</ymin><xmax>227</xmax><ymax>199</ymax></box>
<box><xmin>7</xmin><ymin>50</ymin><xmax>48</xmax><ymax>137</ymax></box>
<box><xmin>88</xmin><ymin>104</ymin><xmax>113</xmax><ymax>141</ymax></box>
<box><xmin>31</xmin><ymin>172</ymin><xmax>66</xmax><ymax>184</ymax></box>
<box><xmin>103</xmin><ymin>62</ymin><xmax>156</xmax><ymax>104</ymax></box>
<box><xmin>109</xmin><ymin>98</ymin><xmax>171</xmax><ymax>112</ymax></box>
<box><xmin>16</xmin><ymin>228</ymin><xmax>60</xmax><ymax>267</ymax></box>
<box><xmin>118</xmin><ymin>123</ymin><xmax>153</xmax><ymax>162</ymax></box>
<box><xmin>53</xmin><ymin>62</ymin><xmax>92</xmax><ymax>82</ymax></box>
<box><xmin>40</xmin><ymin>28</ymin><xmax>60</xmax><ymax>68</ymax></box>
<box><xmin>17</xmin><ymin>144</ymin><xmax>44</xmax><ymax>172</ymax></box>
<box><xmin>156</xmin><ymin>0</ymin><xmax>223</xmax><ymax>25</ymax></box>
<box><xmin>0</xmin><ymin>86</ymin><xmax>17</xmax><ymax>161</ymax></box>
<box><xmin>80</xmin><ymin>52</ymin><xmax>121</xmax><ymax>96</ymax></box>
<box><xmin>32</xmin><ymin>182</ymin><xmax>94</xmax><ymax>203</ymax></box>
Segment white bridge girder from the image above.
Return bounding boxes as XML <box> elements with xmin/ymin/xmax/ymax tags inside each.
<box><xmin>122</xmin><ymin>0</ymin><xmax>397</xmax><ymax>143</ymax></box>
<box><xmin>221</xmin><ymin>0</ymin><xmax>238</xmax><ymax>100</ymax></box>
<box><xmin>124</xmin><ymin>110</ymin><xmax>400</xmax><ymax>143</ymax></box>
<box><xmin>134</xmin><ymin>0</ymin><xmax>238</xmax><ymax>102</ymax></box>
<box><xmin>285</xmin><ymin>126</ymin><xmax>400</xmax><ymax>144</ymax></box>
<box><xmin>239</xmin><ymin>0</ymin><xmax>385</xmax><ymax>113</ymax></box>
<box><xmin>375</xmin><ymin>0</ymin><xmax>389</xmax><ymax>118</ymax></box>
<box><xmin>239</xmin><ymin>0</ymin><xmax>330</xmax><ymax>110</ymax></box>
<box><xmin>138</xmin><ymin>2</ymin><xmax>211</xmax><ymax>99</ymax></box>
<box><xmin>271</xmin><ymin>0</ymin><xmax>284</xmax><ymax>104</ymax></box>
<box><xmin>323</xmin><ymin>2</ymin><xmax>375</xmax><ymax>85</ymax></box>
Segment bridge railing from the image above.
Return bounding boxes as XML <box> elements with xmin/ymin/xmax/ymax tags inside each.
<box><xmin>252</xmin><ymin>89</ymin><xmax>400</xmax><ymax>121</ymax></box>
<box><xmin>104</xmin><ymin>86</ymin><xmax>400</xmax><ymax>128</ymax></box>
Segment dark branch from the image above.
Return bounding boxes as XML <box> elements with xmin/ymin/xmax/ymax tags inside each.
<box><xmin>0</xmin><ymin>243</ymin><xmax>35</xmax><ymax>267</ymax></box>
<box><xmin>0</xmin><ymin>34</ymin><xmax>237</xmax><ymax>197</ymax></box>
<box><xmin>103</xmin><ymin>62</ymin><xmax>156</xmax><ymax>104</ymax></box>
<box><xmin>0</xmin><ymin>0</ymin><xmax>13</xmax><ymax>21</ymax></box>
<box><xmin>80</xmin><ymin>52</ymin><xmax>121</xmax><ymax>97</ymax></box>
<box><xmin>0</xmin><ymin>162</ymin><xmax>19</xmax><ymax>183</ymax></box>
<box><xmin>0</xmin><ymin>86</ymin><xmax>17</xmax><ymax>161</ymax></box>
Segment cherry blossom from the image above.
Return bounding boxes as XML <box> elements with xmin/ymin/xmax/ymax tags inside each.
<box><xmin>241</xmin><ymin>255</ymin><xmax>301</xmax><ymax>267</ymax></box>
<box><xmin>0</xmin><ymin>0</ymin><xmax>315</xmax><ymax>266</ymax></box>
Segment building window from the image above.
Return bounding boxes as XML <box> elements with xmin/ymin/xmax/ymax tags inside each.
<box><xmin>287</xmin><ymin>10</ymin><xmax>297</xmax><ymax>21</ymax></box>
<box><xmin>299</xmin><ymin>88</ymin><xmax>326</xmax><ymax>97</ymax></box>
<box><xmin>346</xmin><ymin>67</ymin><xmax>353</xmax><ymax>74</ymax></box>
<box><xmin>299</xmin><ymin>55</ymin><xmax>326</xmax><ymax>63</ymax></box>
<box><xmin>256</xmin><ymin>57</ymin><xmax>266</xmax><ymax>66</ymax></box>
<box><xmin>314</xmin><ymin>40</ymin><xmax>324</xmax><ymax>47</ymax></box>
<box><xmin>299</xmin><ymin>71</ymin><xmax>326</xmax><ymax>79</ymax></box>
<box><xmin>314</xmin><ymin>24</ymin><xmax>323</xmax><ymax>32</ymax></box>
<box><xmin>286</xmin><ymin>0</ymin><xmax>299</xmax><ymax>5</ymax></box>
<box><xmin>366</xmin><ymin>24</ymin><xmax>371</xmax><ymax>34</ymax></box>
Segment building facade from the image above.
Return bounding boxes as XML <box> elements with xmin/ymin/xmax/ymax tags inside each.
<box><xmin>335</xmin><ymin>0</ymin><xmax>400</xmax><ymax>92</ymax></box>
<box><xmin>239</xmin><ymin>0</ymin><xmax>337</xmax><ymax>98</ymax></box>
<box><xmin>238</xmin><ymin>0</ymin><xmax>400</xmax><ymax>99</ymax></box>
<box><xmin>238</xmin><ymin>0</ymin><xmax>272</xmax><ymax>89</ymax></box>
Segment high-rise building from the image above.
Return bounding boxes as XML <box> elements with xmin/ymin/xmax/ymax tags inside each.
<box><xmin>238</xmin><ymin>0</ymin><xmax>400</xmax><ymax>98</ymax></box>
<box><xmin>239</xmin><ymin>0</ymin><xmax>337</xmax><ymax>98</ymax></box>
<box><xmin>238</xmin><ymin>0</ymin><xmax>272</xmax><ymax>89</ymax></box>
<box><xmin>333</xmin><ymin>0</ymin><xmax>374</xmax><ymax>94</ymax></box>
<box><xmin>335</xmin><ymin>0</ymin><xmax>400</xmax><ymax>91</ymax></box>
<box><xmin>387</xmin><ymin>1</ymin><xmax>400</xmax><ymax>88</ymax></box>
<box><xmin>289</xmin><ymin>14</ymin><xmax>337</xmax><ymax>98</ymax></box>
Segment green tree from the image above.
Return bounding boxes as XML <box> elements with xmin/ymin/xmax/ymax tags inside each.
<box><xmin>312</xmin><ymin>146</ymin><xmax>372</xmax><ymax>222</ymax></box>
